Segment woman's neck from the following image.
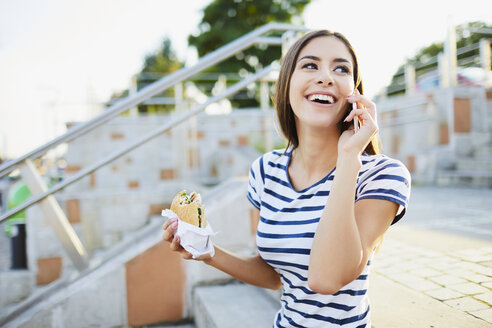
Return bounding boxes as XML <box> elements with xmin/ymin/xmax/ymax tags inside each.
<box><xmin>288</xmin><ymin>126</ymin><xmax>340</xmax><ymax>190</ymax></box>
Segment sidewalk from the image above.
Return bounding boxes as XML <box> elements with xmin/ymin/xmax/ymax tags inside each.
<box><xmin>369</xmin><ymin>186</ymin><xmax>492</xmax><ymax>327</ymax></box>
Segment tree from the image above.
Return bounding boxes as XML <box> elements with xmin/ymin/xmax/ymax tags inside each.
<box><xmin>188</xmin><ymin>0</ymin><xmax>310</xmax><ymax>107</ymax></box>
<box><xmin>385</xmin><ymin>21</ymin><xmax>492</xmax><ymax>97</ymax></box>
<box><xmin>107</xmin><ymin>37</ymin><xmax>183</xmax><ymax>114</ymax></box>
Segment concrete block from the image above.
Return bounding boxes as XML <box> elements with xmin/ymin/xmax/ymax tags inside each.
<box><xmin>0</xmin><ymin>270</ymin><xmax>35</xmax><ymax>307</ymax></box>
<box><xmin>100</xmin><ymin>198</ymin><xmax>148</xmax><ymax>233</ymax></box>
<box><xmin>193</xmin><ymin>284</ymin><xmax>279</xmax><ymax>328</ymax></box>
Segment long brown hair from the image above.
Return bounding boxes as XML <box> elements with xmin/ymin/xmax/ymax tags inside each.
<box><xmin>274</xmin><ymin>30</ymin><xmax>380</xmax><ymax>155</ymax></box>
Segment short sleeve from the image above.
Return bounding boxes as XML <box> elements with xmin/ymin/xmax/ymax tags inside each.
<box><xmin>247</xmin><ymin>156</ymin><xmax>264</xmax><ymax>210</ymax></box>
<box><xmin>356</xmin><ymin>157</ymin><xmax>411</xmax><ymax>224</ymax></box>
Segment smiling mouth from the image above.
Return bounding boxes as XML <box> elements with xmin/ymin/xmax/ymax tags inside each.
<box><xmin>307</xmin><ymin>94</ymin><xmax>337</xmax><ymax>104</ymax></box>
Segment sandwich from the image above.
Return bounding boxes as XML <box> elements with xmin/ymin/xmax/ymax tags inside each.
<box><xmin>170</xmin><ymin>190</ymin><xmax>207</xmax><ymax>228</ymax></box>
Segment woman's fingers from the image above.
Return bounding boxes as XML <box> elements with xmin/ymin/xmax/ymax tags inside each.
<box><xmin>162</xmin><ymin>217</ymin><xmax>208</xmax><ymax>261</ymax></box>
<box><xmin>162</xmin><ymin>218</ymin><xmax>178</xmax><ymax>242</ymax></box>
<box><xmin>346</xmin><ymin>92</ymin><xmax>377</xmax><ymax>120</ymax></box>
<box><xmin>170</xmin><ymin>235</ymin><xmax>195</xmax><ymax>260</ymax></box>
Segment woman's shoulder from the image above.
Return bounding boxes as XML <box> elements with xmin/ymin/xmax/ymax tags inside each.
<box><xmin>360</xmin><ymin>153</ymin><xmax>411</xmax><ymax>180</ymax></box>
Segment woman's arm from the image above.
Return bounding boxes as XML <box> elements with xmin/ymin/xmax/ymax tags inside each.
<box><xmin>162</xmin><ymin>208</ymin><xmax>281</xmax><ymax>290</ymax></box>
<box><xmin>308</xmin><ymin>152</ymin><xmax>398</xmax><ymax>294</ymax></box>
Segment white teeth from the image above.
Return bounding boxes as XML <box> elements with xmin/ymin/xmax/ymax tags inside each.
<box><xmin>308</xmin><ymin>94</ymin><xmax>335</xmax><ymax>104</ymax></box>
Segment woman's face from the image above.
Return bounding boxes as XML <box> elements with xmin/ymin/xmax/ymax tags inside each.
<box><xmin>288</xmin><ymin>36</ymin><xmax>355</xmax><ymax>131</ymax></box>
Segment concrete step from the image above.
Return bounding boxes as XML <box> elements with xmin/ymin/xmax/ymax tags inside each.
<box><xmin>456</xmin><ymin>158</ymin><xmax>492</xmax><ymax>170</ymax></box>
<box><xmin>436</xmin><ymin>169</ymin><xmax>492</xmax><ymax>188</ymax></box>
<box><xmin>473</xmin><ymin>146</ymin><xmax>492</xmax><ymax>159</ymax></box>
<box><xmin>193</xmin><ymin>283</ymin><xmax>280</xmax><ymax>328</ymax></box>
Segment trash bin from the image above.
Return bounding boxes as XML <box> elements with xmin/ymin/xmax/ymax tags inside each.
<box><xmin>6</xmin><ymin>180</ymin><xmax>31</xmax><ymax>270</ymax></box>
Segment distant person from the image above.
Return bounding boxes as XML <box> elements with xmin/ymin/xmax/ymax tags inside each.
<box><xmin>163</xmin><ymin>29</ymin><xmax>411</xmax><ymax>327</ymax></box>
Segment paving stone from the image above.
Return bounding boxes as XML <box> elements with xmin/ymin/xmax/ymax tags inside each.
<box><xmin>428</xmin><ymin>274</ymin><xmax>468</xmax><ymax>286</ymax></box>
<box><xmin>480</xmin><ymin>261</ymin><xmax>492</xmax><ymax>268</ymax></box>
<box><xmin>469</xmin><ymin>308</ymin><xmax>492</xmax><ymax>323</ymax></box>
<box><xmin>388</xmin><ymin>272</ymin><xmax>426</xmax><ymax>284</ymax></box>
<box><xmin>413</xmin><ymin>257</ymin><xmax>440</xmax><ymax>265</ymax></box>
<box><xmin>394</xmin><ymin>261</ymin><xmax>426</xmax><ymax>271</ymax></box>
<box><xmin>448</xmin><ymin>282</ymin><xmax>491</xmax><ymax>295</ymax></box>
<box><xmin>402</xmin><ymin>278</ymin><xmax>441</xmax><ymax>292</ymax></box>
<box><xmin>474</xmin><ymin>266</ymin><xmax>492</xmax><ymax>277</ymax></box>
<box><xmin>427</xmin><ymin>260</ymin><xmax>463</xmax><ymax>271</ymax></box>
<box><xmin>450</xmin><ymin>269</ymin><xmax>477</xmax><ymax>279</ymax></box>
<box><xmin>424</xmin><ymin>287</ymin><xmax>464</xmax><ymax>301</ymax></box>
<box><xmin>455</xmin><ymin>261</ymin><xmax>487</xmax><ymax>272</ymax></box>
<box><xmin>481</xmin><ymin>281</ymin><xmax>492</xmax><ymax>289</ymax></box>
<box><xmin>444</xmin><ymin>296</ymin><xmax>490</xmax><ymax>312</ymax></box>
<box><xmin>410</xmin><ymin>267</ymin><xmax>442</xmax><ymax>278</ymax></box>
<box><xmin>468</xmin><ymin>256</ymin><xmax>492</xmax><ymax>263</ymax></box>
<box><xmin>473</xmin><ymin>292</ymin><xmax>492</xmax><ymax>306</ymax></box>
<box><xmin>467</xmin><ymin>274</ymin><xmax>492</xmax><ymax>284</ymax></box>
<box><xmin>375</xmin><ymin>266</ymin><xmax>405</xmax><ymax>276</ymax></box>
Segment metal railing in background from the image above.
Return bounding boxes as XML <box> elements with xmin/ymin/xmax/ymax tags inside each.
<box><xmin>0</xmin><ymin>22</ymin><xmax>306</xmax><ymax>179</ymax></box>
<box><xmin>0</xmin><ymin>22</ymin><xmax>308</xmax><ymax>271</ymax></box>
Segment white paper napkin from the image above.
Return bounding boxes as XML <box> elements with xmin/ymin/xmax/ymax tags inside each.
<box><xmin>162</xmin><ymin>209</ymin><xmax>216</xmax><ymax>259</ymax></box>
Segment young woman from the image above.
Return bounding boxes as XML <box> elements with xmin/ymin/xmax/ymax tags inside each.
<box><xmin>163</xmin><ymin>30</ymin><xmax>411</xmax><ymax>328</ymax></box>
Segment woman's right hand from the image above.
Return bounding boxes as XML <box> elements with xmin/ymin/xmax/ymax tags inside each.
<box><xmin>162</xmin><ymin>217</ymin><xmax>213</xmax><ymax>261</ymax></box>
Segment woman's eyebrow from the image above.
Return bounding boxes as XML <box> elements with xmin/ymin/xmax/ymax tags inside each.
<box><xmin>298</xmin><ymin>55</ymin><xmax>320</xmax><ymax>62</ymax></box>
<box><xmin>333</xmin><ymin>57</ymin><xmax>351</xmax><ymax>64</ymax></box>
<box><xmin>298</xmin><ymin>55</ymin><xmax>352</xmax><ymax>66</ymax></box>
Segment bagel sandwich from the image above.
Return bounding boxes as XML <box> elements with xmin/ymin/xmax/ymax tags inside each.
<box><xmin>170</xmin><ymin>190</ymin><xmax>207</xmax><ymax>228</ymax></box>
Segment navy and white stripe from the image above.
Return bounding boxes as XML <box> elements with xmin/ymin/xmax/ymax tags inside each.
<box><xmin>247</xmin><ymin>149</ymin><xmax>411</xmax><ymax>328</ymax></box>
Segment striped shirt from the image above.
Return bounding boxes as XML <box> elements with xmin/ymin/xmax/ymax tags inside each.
<box><xmin>247</xmin><ymin>149</ymin><xmax>411</xmax><ymax>328</ymax></box>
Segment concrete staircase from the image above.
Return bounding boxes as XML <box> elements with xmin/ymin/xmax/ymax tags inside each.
<box><xmin>437</xmin><ymin>95</ymin><xmax>492</xmax><ymax>188</ymax></box>
<box><xmin>0</xmin><ymin>177</ymin><xmax>259</xmax><ymax>328</ymax></box>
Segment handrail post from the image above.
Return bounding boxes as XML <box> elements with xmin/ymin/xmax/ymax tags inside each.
<box><xmin>444</xmin><ymin>18</ymin><xmax>458</xmax><ymax>87</ymax></box>
<box><xmin>480</xmin><ymin>39</ymin><xmax>491</xmax><ymax>88</ymax></box>
<box><xmin>172</xmin><ymin>82</ymin><xmax>189</xmax><ymax>180</ymax></box>
<box><xmin>19</xmin><ymin>159</ymin><xmax>89</xmax><ymax>271</ymax></box>
<box><xmin>260</xmin><ymin>80</ymin><xmax>273</xmax><ymax>152</ymax></box>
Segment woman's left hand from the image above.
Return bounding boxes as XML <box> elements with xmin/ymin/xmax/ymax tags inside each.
<box><xmin>339</xmin><ymin>90</ymin><xmax>379</xmax><ymax>156</ymax></box>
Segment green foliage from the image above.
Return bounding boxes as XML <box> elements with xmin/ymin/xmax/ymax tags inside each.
<box><xmin>107</xmin><ymin>37</ymin><xmax>184</xmax><ymax>115</ymax></box>
<box><xmin>386</xmin><ymin>21</ymin><xmax>491</xmax><ymax>97</ymax></box>
<box><xmin>141</xmin><ymin>38</ymin><xmax>183</xmax><ymax>74</ymax></box>
<box><xmin>188</xmin><ymin>0</ymin><xmax>310</xmax><ymax>108</ymax></box>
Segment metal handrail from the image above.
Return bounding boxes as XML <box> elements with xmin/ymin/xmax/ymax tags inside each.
<box><xmin>0</xmin><ymin>65</ymin><xmax>276</xmax><ymax>223</ymax></box>
<box><xmin>0</xmin><ymin>23</ymin><xmax>307</xmax><ymax>177</ymax></box>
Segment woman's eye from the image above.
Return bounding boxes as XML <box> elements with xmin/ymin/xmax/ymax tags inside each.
<box><xmin>334</xmin><ymin>66</ymin><xmax>350</xmax><ymax>74</ymax></box>
<box><xmin>302</xmin><ymin>62</ymin><xmax>317</xmax><ymax>70</ymax></box>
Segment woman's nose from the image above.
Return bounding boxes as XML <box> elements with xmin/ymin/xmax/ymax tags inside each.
<box><xmin>316</xmin><ymin>70</ymin><xmax>334</xmax><ymax>86</ymax></box>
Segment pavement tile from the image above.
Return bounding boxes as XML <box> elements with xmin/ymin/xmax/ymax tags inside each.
<box><xmin>468</xmin><ymin>256</ymin><xmax>492</xmax><ymax>263</ymax></box>
<box><xmin>481</xmin><ymin>282</ymin><xmax>492</xmax><ymax>289</ymax></box>
<box><xmin>454</xmin><ymin>261</ymin><xmax>487</xmax><ymax>272</ymax></box>
<box><xmin>469</xmin><ymin>308</ymin><xmax>492</xmax><ymax>323</ymax></box>
<box><xmin>402</xmin><ymin>278</ymin><xmax>441</xmax><ymax>292</ymax></box>
<box><xmin>450</xmin><ymin>268</ymin><xmax>477</xmax><ymax>279</ymax></box>
<box><xmin>412</xmin><ymin>257</ymin><xmax>440</xmax><ymax>265</ymax></box>
<box><xmin>473</xmin><ymin>292</ymin><xmax>492</xmax><ymax>305</ymax></box>
<box><xmin>444</xmin><ymin>296</ymin><xmax>490</xmax><ymax>312</ymax></box>
<box><xmin>393</xmin><ymin>261</ymin><xmax>426</xmax><ymax>271</ymax></box>
<box><xmin>448</xmin><ymin>282</ymin><xmax>491</xmax><ymax>295</ymax></box>
<box><xmin>467</xmin><ymin>274</ymin><xmax>492</xmax><ymax>284</ymax></box>
<box><xmin>410</xmin><ymin>267</ymin><xmax>442</xmax><ymax>278</ymax></box>
<box><xmin>474</xmin><ymin>266</ymin><xmax>492</xmax><ymax>277</ymax></box>
<box><xmin>375</xmin><ymin>266</ymin><xmax>405</xmax><ymax>276</ymax></box>
<box><xmin>428</xmin><ymin>274</ymin><xmax>469</xmax><ymax>286</ymax></box>
<box><xmin>480</xmin><ymin>261</ymin><xmax>492</xmax><ymax>268</ymax></box>
<box><xmin>424</xmin><ymin>287</ymin><xmax>464</xmax><ymax>301</ymax></box>
<box><xmin>387</xmin><ymin>272</ymin><xmax>427</xmax><ymax>284</ymax></box>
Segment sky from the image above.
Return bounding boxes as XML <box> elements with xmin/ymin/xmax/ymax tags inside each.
<box><xmin>0</xmin><ymin>0</ymin><xmax>491</xmax><ymax>158</ymax></box>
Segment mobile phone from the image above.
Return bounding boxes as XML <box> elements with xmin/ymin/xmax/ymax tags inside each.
<box><xmin>353</xmin><ymin>98</ymin><xmax>359</xmax><ymax>132</ymax></box>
